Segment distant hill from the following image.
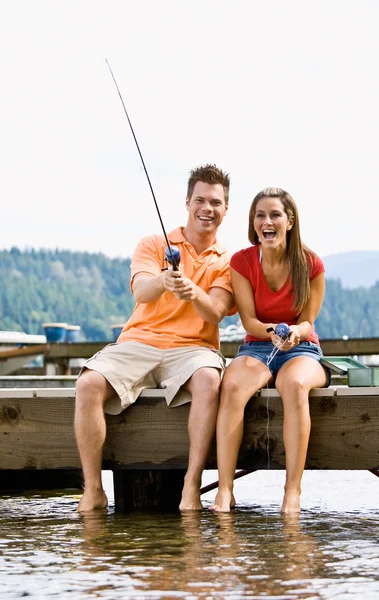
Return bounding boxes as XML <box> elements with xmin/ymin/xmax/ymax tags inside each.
<box><xmin>2</xmin><ymin>247</ymin><xmax>379</xmax><ymax>339</ymax></box>
<box><xmin>323</xmin><ymin>251</ymin><xmax>379</xmax><ymax>289</ymax></box>
<box><xmin>0</xmin><ymin>247</ymin><xmax>134</xmax><ymax>341</ymax></box>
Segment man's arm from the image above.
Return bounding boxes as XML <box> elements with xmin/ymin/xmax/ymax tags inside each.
<box><xmin>132</xmin><ymin>268</ymin><xmax>201</xmax><ymax>304</ymax></box>
<box><xmin>133</xmin><ymin>269</ymin><xmax>234</xmax><ymax>324</ymax></box>
<box><xmin>192</xmin><ymin>286</ymin><xmax>235</xmax><ymax>324</ymax></box>
<box><xmin>132</xmin><ymin>271</ymin><xmax>166</xmax><ymax>303</ymax></box>
<box><xmin>170</xmin><ymin>276</ymin><xmax>234</xmax><ymax>324</ymax></box>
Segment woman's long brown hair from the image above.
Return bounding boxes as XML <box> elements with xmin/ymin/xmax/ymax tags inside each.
<box><xmin>248</xmin><ymin>187</ymin><xmax>315</xmax><ymax>313</ymax></box>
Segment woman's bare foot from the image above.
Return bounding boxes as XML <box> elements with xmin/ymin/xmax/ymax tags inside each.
<box><xmin>209</xmin><ymin>489</ymin><xmax>236</xmax><ymax>512</ymax></box>
<box><xmin>77</xmin><ymin>488</ymin><xmax>108</xmax><ymax>512</ymax></box>
<box><xmin>179</xmin><ymin>481</ymin><xmax>203</xmax><ymax>510</ymax></box>
<box><xmin>281</xmin><ymin>488</ymin><xmax>301</xmax><ymax>514</ymax></box>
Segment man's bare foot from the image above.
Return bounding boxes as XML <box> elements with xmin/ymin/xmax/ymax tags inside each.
<box><xmin>281</xmin><ymin>489</ymin><xmax>301</xmax><ymax>514</ymax></box>
<box><xmin>179</xmin><ymin>482</ymin><xmax>203</xmax><ymax>510</ymax></box>
<box><xmin>209</xmin><ymin>490</ymin><xmax>236</xmax><ymax>512</ymax></box>
<box><xmin>77</xmin><ymin>488</ymin><xmax>108</xmax><ymax>512</ymax></box>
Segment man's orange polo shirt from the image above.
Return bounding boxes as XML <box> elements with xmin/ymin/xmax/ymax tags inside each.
<box><xmin>118</xmin><ymin>227</ymin><xmax>234</xmax><ymax>350</ymax></box>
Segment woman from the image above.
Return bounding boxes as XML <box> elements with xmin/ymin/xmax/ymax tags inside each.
<box><xmin>211</xmin><ymin>187</ymin><xmax>329</xmax><ymax>514</ymax></box>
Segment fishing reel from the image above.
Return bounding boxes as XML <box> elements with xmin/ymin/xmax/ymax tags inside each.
<box><xmin>275</xmin><ymin>322</ymin><xmax>290</xmax><ymax>339</ymax></box>
<box><xmin>164</xmin><ymin>245</ymin><xmax>180</xmax><ymax>271</ymax></box>
<box><xmin>266</xmin><ymin>323</ymin><xmax>291</xmax><ymax>366</ymax></box>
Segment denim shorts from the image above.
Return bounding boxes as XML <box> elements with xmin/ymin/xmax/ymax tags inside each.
<box><xmin>235</xmin><ymin>340</ymin><xmax>331</xmax><ymax>384</ymax></box>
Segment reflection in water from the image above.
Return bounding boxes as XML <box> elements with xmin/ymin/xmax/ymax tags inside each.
<box><xmin>178</xmin><ymin>510</ymin><xmax>326</xmax><ymax>598</ymax></box>
<box><xmin>1</xmin><ymin>484</ymin><xmax>379</xmax><ymax>598</ymax></box>
<box><xmin>76</xmin><ymin>508</ymin><xmax>326</xmax><ymax>598</ymax></box>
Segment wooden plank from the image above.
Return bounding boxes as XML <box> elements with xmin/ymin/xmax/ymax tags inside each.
<box><xmin>0</xmin><ymin>388</ymin><xmax>168</xmax><ymax>399</ymax></box>
<box><xmin>39</xmin><ymin>338</ymin><xmax>379</xmax><ymax>361</ymax></box>
<box><xmin>241</xmin><ymin>393</ymin><xmax>379</xmax><ymax>470</ymax></box>
<box><xmin>335</xmin><ymin>386</ymin><xmax>379</xmax><ymax>396</ymax></box>
<box><xmin>0</xmin><ymin>344</ymin><xmax>46</xmax><ymax>360</ymax></box>
<box><xmin>0</xmin><ymin>338</ymin><xmax>371</xmax><ymax>367</ymax></box>
<box><xmin>45</xmin><ymin>342</ymin><xmax>105</xmax><ymax>359</ymax></box>
<box><xmin>1</xmin><ymin>389</ymin><xmax>379</xmax><ymax>471</ymax></box>
<box><xmin>260</xmin><ymin>387</ymin><xmax>336</xmax><ymax>398</ymax></box>
<box><xmin>44</xmin><ymin>341</ymin><xmax>241</xmax><ymax>360</ymax></box>
<box><xmin>320</xmin><ymin>338</ymin><xmax>379</xmax><ymax>356</ymax></box>
<box><xmin>0</xmin><ymin>396</ymin><xmax>80</xmax><ymax>469</ymax></box>
<box><xmin>0</xmin><ymin>388</ymin><xmax>35</xmax><ymax>398</ymax></box>
<box><xmin>0</xmin><ymin>376</ymin><xmax>77</xmax><ymax>388</ymax></box>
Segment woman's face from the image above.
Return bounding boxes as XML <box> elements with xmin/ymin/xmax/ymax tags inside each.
<box><xmin>253</xmin><ymin>197</ymin><xmax>292</xmax><ymax>250</ymax></box>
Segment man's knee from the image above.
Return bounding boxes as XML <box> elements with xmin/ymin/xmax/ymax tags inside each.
<box><xmin>76</xmin><ymin>369</ymin><xmax>111</xmax><ymax>410</ymax></box>
<box><xmin>189</xmin><ymin>367</ymin><xmax>221</xmax><ymax>398</ymax></box>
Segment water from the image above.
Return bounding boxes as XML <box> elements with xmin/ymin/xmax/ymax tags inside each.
<box><xmin>1</xmin><ymin>470</ymin><xmax>379</xmax><ymax>599</ymax></box>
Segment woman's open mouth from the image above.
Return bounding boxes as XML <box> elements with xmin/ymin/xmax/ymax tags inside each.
<box><xmin>262</xmin><ymin>229</ymin><xmax>276</xmax><ymax>240</ymax></box>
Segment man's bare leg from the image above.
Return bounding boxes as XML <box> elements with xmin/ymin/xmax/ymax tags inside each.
<box><xmin>179</xmin><ymin>368</ymin><xmax>221</xmax><ymax>510</ymax></box>
<box><xmin>75</xmin><ymin>369</ymin><xmax>115</xmax><ymax>512</ymax></box>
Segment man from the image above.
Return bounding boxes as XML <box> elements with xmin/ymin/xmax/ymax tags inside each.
<box><xmin>75</xmin><ymin>163</ymin><xmax>234</xmax><ymax>512</ymax></box>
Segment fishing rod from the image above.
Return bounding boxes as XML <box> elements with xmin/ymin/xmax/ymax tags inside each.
<box><xmin>105</xmin><ymin>59</ymin><xmax>180</xmax><ymax>270</ymax></box>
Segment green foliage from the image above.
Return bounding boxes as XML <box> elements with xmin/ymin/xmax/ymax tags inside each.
<box><xmin>0</xmin><ymin>248</ymin><xmax>133</xmax><ymax>341</ymax></box>
<box><xmin>315</xmin><ymin>278</ymin><xmax>379</xmax><ymax>339</ymax></box>
<box><xmin>1</xmin><ymin>248</ymin><xmax>378</xmax><ymax>340</ymax></box>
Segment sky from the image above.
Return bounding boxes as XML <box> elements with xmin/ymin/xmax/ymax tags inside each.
<box><xmin>1</xmin><ymin>0</ymin><xmax>378</xmax><ymax>261</ymax></box>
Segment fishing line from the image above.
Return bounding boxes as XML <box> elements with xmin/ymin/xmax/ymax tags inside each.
<box><xmin>265</xmin><ymin>323</ymin><xmax>290</xmax><ymax>470</ymax></box>
<box><xmin>105</xmin><ymin>59</ymin><xmax>180</xmax><ymax>270</ymax></box>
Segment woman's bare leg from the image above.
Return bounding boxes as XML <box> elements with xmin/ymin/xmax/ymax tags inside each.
<box><xmin>275</xmin><ymin>357</ymin><xmax>327</xmax><ymax>514</ymax></box>
<box><xmin>210</xmin><ymin>357</ymin><xmax>272</xmax><ymax>512</ymax></box>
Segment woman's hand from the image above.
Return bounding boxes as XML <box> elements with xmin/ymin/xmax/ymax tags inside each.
<box><xmin>269</xmin><ymin>325</ymin><xmax>301</xmax><ymax>352</ymax></box>
<box><xmin>279</xmin><ymin>325</ymin><xmax>301</xmax><ymax>351</ymax></box>
<box><xmin>288</xmin><ymin>325</ymin><xmax>301</xmax><ymax>346</ymax></box>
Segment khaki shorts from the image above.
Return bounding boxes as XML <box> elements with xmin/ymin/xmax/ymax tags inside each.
<box><xmin>79</xmin><ymin>341</ymin><xmax>226</xmax><ymax>415</ymax></box>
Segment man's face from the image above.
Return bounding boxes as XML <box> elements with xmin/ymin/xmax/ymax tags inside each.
<box><xmin>186</xmin><ymin>181</ymin><xmax>228</xmax><ymax>236</ymax></box>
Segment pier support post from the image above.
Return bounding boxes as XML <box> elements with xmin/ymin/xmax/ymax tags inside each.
<box><xmin>113</xmin><ymin>469</ymin><xmax>186</xmax><ymax>512</ymax></box>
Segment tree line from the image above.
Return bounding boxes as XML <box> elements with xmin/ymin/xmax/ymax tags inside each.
<box><xmin>1</xmin><ymin>247</ymin><xmax>378</xmax><ymax>340</ymax></box>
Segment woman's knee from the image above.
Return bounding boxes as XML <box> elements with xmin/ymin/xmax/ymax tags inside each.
<box><xmin>277</xmin><ymin>378</ymin><xmax>310</xmax><ymax>413</ymax></box>
<box><xmin>220</xmin><ymin>377</ymin><xmax>252</xmax><ymax>411</ymax></box>
<box><xmin>221</xmin><ymin>376</ymin><xmax>242</xmax><ymax>398</ymax></box>
<box><xmin>278</xmin><ymin>377</ymin><xmax>307</xmax><ymax>396</ymax></box>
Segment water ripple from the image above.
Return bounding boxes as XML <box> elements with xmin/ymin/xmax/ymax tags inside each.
<box><xmin>1</xmin><ymin>473</ymin><xmax>379</xmax><ymax>598</ymax></box>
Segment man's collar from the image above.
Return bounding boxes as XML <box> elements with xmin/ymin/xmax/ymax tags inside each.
<box><xmin>168</xmin><ymin>227</ymin><xmax>225</xmax><ymax>256</ymax></box>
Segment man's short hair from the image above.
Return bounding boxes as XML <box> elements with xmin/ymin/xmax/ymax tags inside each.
<box><xmin>187</xmin><ymin>164</ymin><xmax>230</xmax><ymax>205</ymax></box>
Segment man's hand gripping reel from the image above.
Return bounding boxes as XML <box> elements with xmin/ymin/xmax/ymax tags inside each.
<box><xmin>163</xmin><ymin>245</ymin><xmax>180</xmax><ymax>271</ymax></box>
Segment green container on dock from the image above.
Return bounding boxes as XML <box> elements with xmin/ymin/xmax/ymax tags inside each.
<box><xmin>320</xmin><ymin>356</ymin><xmax>366</xmax><ymax>375</ymax></box>
<box><xmin>348</xmin><ymin>367</ymin><xmax>379</xmax><ymax>387</ymax></box>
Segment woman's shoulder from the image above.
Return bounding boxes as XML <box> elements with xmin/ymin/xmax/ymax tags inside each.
<box><xmin>305</xmin><ymin>249</ymin><xmax>325</xmax><ymax>278</ymax></box>
<box><xmin>230</xmin><ymin>245</ymin><xmax>259</xmax><ymax>279</ymax></box>
<box><xmin>231</xmin><ymin>245</ymin><xmax>259</xmax><ymax>265</ymax></box>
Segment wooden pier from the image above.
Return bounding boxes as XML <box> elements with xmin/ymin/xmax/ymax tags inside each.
<box><xmin>1</xmin><ymin>385</ymin><xmax>379</xmax><ymax>510</ymax></box>
<box><xmin>1</xmin><ymin>338</ymin><xmax>378</xmax><ymax>376</ymax></box>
